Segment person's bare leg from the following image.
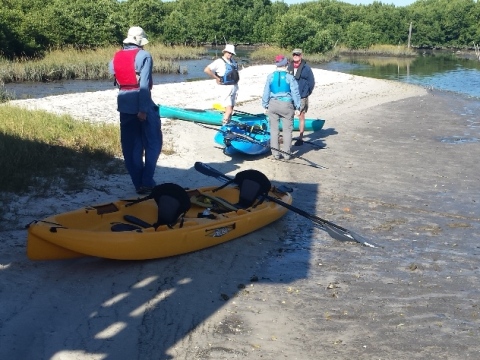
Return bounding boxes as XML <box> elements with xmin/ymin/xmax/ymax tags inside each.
<box><xmin>298</xmin><ymin>111</ymin><xmax>305</xmax><ymax>139</ymax></box>
<box><xmin>223</xmin><ymin>105</ymin><xmax>234</xmax><ymax>123</ymax></box>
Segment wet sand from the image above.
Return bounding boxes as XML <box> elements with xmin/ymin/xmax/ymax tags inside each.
<box><xmin>1</xmin><ymin>66</ymin><xmax>479</xmax><ymax>359</ymax></box>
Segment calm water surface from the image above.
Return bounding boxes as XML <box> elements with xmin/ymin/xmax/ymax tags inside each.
<box><xmin>315</xmin><ymin>53</ymin><xmax>480</xmax><ymax>144</ymax></box>
<box><xmin>4</xmin><ymin>47</ymin><xmax>251</xmax><ymax>99</ymax></box>
<box><xmin>5</xmin><ymin>50</ymin><xmax>480</xmax><ymax>100</ymax></box>
<box><xmin>316</xmin><ymin>53</ymin><xmax>480</xmax><ymax>99</ymax></box>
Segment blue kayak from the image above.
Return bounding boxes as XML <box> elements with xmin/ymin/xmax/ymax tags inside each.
<box><xmin>159</xmin><ymin>104</ymin><xmax>325</xmax><ymax>132</ymax></box>
<box><xmin>214</xmin><ymin>119</ymin><xmax>271</xmax><ymax>156</ymax></box>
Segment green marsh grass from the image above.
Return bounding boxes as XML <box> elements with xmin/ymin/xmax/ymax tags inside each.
<box><xmin>338</xmin><ymin>44</ymin><xmax>417</xmax><ymax>57</ymax></box>
<box><xmin>0</xmin><ymin>105</ymin><xmax>178</xmax><ymax>226</ymax></box>
<box><xmin>250</xmin><ymin>46</ymin><xmax>338</xmax><ymax>64</ymax></box>
<box><xmin>250</xmin><ymin>45</ymin><xmax>415</xmax><ymax>64</ymax></box>
<box><xmin>0</xmin><ymin>44</ymin><xmax>206</xmax><ymax>84</ymax></box>
<box><xmin>0</xmin><ymin>104</ymin><xmax>125</xmax><ymax>195</ymax></box>
<box><xmin>355</xmin><ymin>56</ymin><xmax>416</xmax><ymax>68</ymax></box>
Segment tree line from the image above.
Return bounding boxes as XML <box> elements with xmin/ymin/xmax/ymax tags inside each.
<box><xmin>1</xmin><ymin>0</ymin><xmax>479</xmax><ymax>59</ymax></box>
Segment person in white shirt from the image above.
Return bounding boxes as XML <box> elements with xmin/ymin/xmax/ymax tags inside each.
<box><xmin>204</xmin><ymin>44</ymin><xmax>240</xmax><ymax>124</ymax></box>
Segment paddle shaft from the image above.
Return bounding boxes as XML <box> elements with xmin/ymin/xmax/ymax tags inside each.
<box><xmin>196</xmin><ymin>122</ymin><xmax>327</xmax><ymax>170</ymax></box>
<box><xmin>230</xmin><ymin>131</ymin><xmax>327</xmax><ymax>169</ymax></box>
<box><xmin>194</xmin><ymin>163</ymin><xmax>337</xmax><ymax>230</ymax></box>
<box><xmin>224</xmin><ymin>124</ymin><xmax>325</xmax><ymax>150</ymax></box>
<box><xmin>193</xmin><ymin>162</ymin><xmax>377</xmax><ymax>247</ymax></box>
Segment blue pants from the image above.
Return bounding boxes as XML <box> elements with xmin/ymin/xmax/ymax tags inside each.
<box><xmin>120</xmin><ymin>106</ymin><xmax>162</xmax><ymax>190</ymax></box>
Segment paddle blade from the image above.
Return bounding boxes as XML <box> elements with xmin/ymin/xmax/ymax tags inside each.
<box><xmin>346</xmin><ymin>230</ymin><xmax>380</xmax><ymax>248</ymax></box>
<box><xmin>323</xmin><ymin>224</ymin><xmax>379</xmax><ymax>248</ymax></box>
<box><xmin>323</xmin><ymin>223</ymin><xmax>357</xmax><ymax>243</ymax></box>
<box><xmin>212</xmin><ymin>103</ymin><xmax>225</xmax><ymax>111</ymax></box>
<box><xmin>194</xmin><ymin>162</ymin><xmax>232</xmax><ymax>183</ymax></box>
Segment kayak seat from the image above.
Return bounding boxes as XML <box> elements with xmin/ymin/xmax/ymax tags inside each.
<box><xmin>233</xmin><ymin>170</ymin><xmax>272</xmax><ymax>209</ymax></box>
<box><xmin>150</xmin><ymin>183</ymin><xmax>191</xmax><ymax>229</ymax></box>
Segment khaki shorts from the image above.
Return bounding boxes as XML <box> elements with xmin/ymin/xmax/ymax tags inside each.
<box><xmin>299</xmin><ymin>97</ymin><xmax>309</xmax><ymax>113</ymax></box>
<box><xmin>219</xmin><ymin>84</ymin><xmax>239</xmax><ymax>107</ymax></box>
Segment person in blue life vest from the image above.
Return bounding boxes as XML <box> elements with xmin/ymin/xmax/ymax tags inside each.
<box><xmin>287</xmin><ymin>48</ymin><xmax>315</xmax><ymax>146</ymax></box>
<box><xmin>204</xmin><ymin>44</ymin><xmax>240</xmax><ymax>124</ymax></box>
<box><xmin>109</xmin><ymin>26</ymin><xmax>162</xmax><ymax>195</ymax></box>
<box><xmin>262</xmin><ymin>55</ymin><xmax>301</xmax><ymax>160</ymax></box>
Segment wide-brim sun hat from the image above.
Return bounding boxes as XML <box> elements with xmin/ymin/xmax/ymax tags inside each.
<box><xmin>222</xmin><ymin>44</ymin><xmax>236</xmax><ymax>55</ymax></box>
<box><xmin>123</xmin><ymin>26</ymin><xmax>149</xmax><ymax>46</ymax></box>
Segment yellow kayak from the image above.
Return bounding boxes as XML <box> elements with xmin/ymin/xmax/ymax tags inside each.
<box><xmin>26</xmin><ymin>177</ymin><xmax>292</xmax><ymax>261</ymax></box>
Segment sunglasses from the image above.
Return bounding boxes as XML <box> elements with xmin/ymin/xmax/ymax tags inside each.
<box><xmin>293</xmin><ymin>53</ymin><xmax>301</xmax><ymax>56</ymax></box>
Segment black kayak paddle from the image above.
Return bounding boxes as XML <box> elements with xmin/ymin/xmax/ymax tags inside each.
<box><xmin>193</xmin><ymin>162</ymin><xmax>379</xmax><ymax>248</ymax></box>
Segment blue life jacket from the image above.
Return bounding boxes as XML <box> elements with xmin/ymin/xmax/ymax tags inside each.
<box><xmin>269</xmin><ymin>71</ymin><xmax>291</xmax><ymax>94</ymax></box>
<box><xmin>219</xmin><ymin>58</ymin><xmax>240</xmax><ymax>85</ymax></box>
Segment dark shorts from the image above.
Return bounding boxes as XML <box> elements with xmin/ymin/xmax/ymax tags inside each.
<box><xmin>299</xmin><ymin>97</ymin><xmax>309</xmax><ymax>113</ymax></box>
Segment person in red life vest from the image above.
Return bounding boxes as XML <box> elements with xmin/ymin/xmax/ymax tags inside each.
<box><xmin>287</xmin><ymin>48</ymin><xmax>315</xmax><ymax>146</ymax></box>
<box><xmin>262</xmin><ymin>55</ymin><xmax>301</xmax><ymax>160</ymax></box>
<box><xmin>204</xmin><ymin>44</ymin><xmax>240</xmax><ymax>124</ymax></box>
<box><xmin>109</xmin><ymin>26</ymin><xmax>162</xmax><ymax>195</ymax></box>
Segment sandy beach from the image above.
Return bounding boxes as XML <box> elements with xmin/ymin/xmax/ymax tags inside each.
<box><xmin>1</xmin><ymin>65</ymin><xmax>479</xmax><ymax>359</ymax></box>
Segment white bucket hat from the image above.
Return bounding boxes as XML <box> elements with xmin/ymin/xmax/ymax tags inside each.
<box><xmin>222</xmin><ymin>44</ymin><xmax>236</xmax><ymax>55</ymax></box>
<box><xmin>123</xmin><ymin>26</ymin><xmax>149</xmax><ymax>46</ymax></box>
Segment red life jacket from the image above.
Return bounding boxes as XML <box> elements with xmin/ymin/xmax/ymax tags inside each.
<box><xmin>113</xmin><ymin>49</ymin><xmax>140</xmax><ymax>90</ymax></box>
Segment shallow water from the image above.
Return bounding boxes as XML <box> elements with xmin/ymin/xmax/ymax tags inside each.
<box><xmin>4</xmin><ymin>65</ymin><xmax>211</xmax><ymax>100</ymax></box>
<box><xmin>4</xmin><ymin>49</ymin><xmax>246</xmax><ymax>100</ymax></box>
<box><xmin>435</xmin><ymin>92</ymin><xmax>480</xmax><ymax>144</ymax></box>
<box><xmin>5</xmin><ymin>50</ymin><xmax>480</xmax><ymax>101</ymax></box>
<box><xmin>316</xmin><ymin>53</ymin><xmax>480</xmax><ymax>99</ymax></box>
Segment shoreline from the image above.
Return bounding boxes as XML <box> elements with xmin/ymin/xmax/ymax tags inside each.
<box><xmin>2</xmin><ymin>67</ymin><xmax>479</xmax><ymax>359</ymax></box>
<box><xmin>8</xmin><ymin>65</ymin><xmax>428</xmax><ymax>124</ymax></box>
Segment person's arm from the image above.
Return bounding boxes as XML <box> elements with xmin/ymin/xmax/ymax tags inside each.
<box><xmin>137</xmin><ymin>51</ymin><xmax>153</xmax><ymax>119</ymax></box>
<box><xmin>108</xmin><ymin>59</ymin><xmax>117</xmax><ymax>87</ymax></box>
<box><xmin>307</xmin><ymin>67</ymin><xmax>315</xmax><ymax>95</ymax></box>
<box><xmin>289</xmin><ymin>75</ymin><xmax>301</xmax><ymax>110</ymax></box>
<box><xmin>204</xmin><ymin>63</ymin><xmax>221</xmax><ymax>84</ymax></box>
<box><xmin>261</xmin><ymin>74</ymin><xmax>272</xmax><ymax>109</ymax></box>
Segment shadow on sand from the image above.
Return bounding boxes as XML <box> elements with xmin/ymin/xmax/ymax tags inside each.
<box><xmin>0</xmin><ymin>158</ymin><xmax>328</xmax><ymax>359</ymax></box>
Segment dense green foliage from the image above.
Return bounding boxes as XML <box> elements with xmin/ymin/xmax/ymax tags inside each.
<box><xmin>1</xmin><ymin>0</ymin><xmax>479</xmax><ymax>59</ymax></box>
